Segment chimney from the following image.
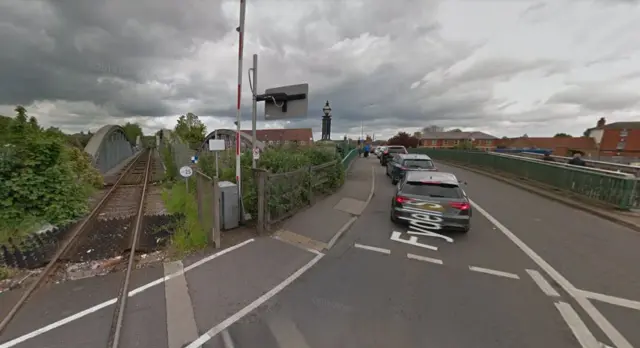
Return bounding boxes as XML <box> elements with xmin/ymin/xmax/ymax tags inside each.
<box><xmin>596</xmin><ymin>117</ymin><xmax>606</xmax><ymax>128</ymax></box>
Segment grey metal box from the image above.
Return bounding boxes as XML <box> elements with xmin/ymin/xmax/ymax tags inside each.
<box><xmin>218</xmin><ymin>181</ymin><xmax>239</xmax><ymax>230</ymax></box>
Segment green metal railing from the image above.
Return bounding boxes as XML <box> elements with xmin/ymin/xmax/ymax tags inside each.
<box><xmin>409</xmin><ymin>148</ymin><xmax>638</xmax><ymax>210</ymax></box>
<box><xmin>341</xmin><ymin>148</ymin><xmax>358</xmax><ymax>170</ymax></box>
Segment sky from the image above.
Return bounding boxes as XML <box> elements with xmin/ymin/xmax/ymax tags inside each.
<box><xmin>1</xmin><ymin>0</ymin><xmax>639</xmax><ymax>141</ymax></box>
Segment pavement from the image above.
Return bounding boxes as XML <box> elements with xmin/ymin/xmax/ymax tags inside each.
<box><xmin>2</xmin><ymin>156</ymin><xmax>639</xmax><ymax>348</ymax></box>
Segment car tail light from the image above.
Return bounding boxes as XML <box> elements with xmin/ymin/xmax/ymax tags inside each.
<box><xmin>450</xmin><ymin>202</ymin><xmax>470</xmax><ymax>210</ymax></box>
<box><xmin>395</xmin><ymin>196</ymin><xmax>414</xmax><ymax>204</ymax></box>
<box><xmin>384</xmin><ymin>151</ymin><xmax>389</xmax><ymax>155</ymax></box>
<box><xmin>399</xmin><ymin>166</ymin><xmax>407</xmax><ymax>170</ymax></box>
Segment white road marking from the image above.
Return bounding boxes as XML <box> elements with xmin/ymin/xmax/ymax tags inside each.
<box><xmin>526</xmin><ymin>269</ymin><xmax>561</xmax><ymax>297</ymax></box>
<box><xmin>575</xmin><ymin>289</ymin><xmax>640</xmax><ymax>311</ymax></box>
<box><xmin>470</xmin><ymin>199</ymin><xmax>633</xmax><ymax>348</ymax></box>
<box><xmin>266</xmin><ymin>314</ymin><xmax>312</xmax><ymax>348</ymax></box>
<box><xmin>406</xmin><ymin>253</ymin><xmax>443</xmax><ymax>265</ymax></box>
<box><xmin>354</xmin><ymin>243</ymin><xmax>391</xmax><ymax>255</ymax></box>
<box><xmin>468</xmin><ymin>266</ymin><xmax>520</xmax><ymax>279</ymax></box>
<box><xmin>555</xmin><ymin>301</ymin><xmax>601</xmax><ymax>348</ymax></box>
<box><xmin>164</xmin><ymin>261</ymin><xmax>199</xmax><ymax>348</ymax></box>
<box><xmin>0</xmin><ymin>239</ymin><xmax>256</xmax><ymax>348</ymax></box>
<box><xmin>184</xmin><ymin>253</ymin><xmax>324</xmax><ymax>348</ymax></box>
<box><xmin>221</xmin><ymin>330</ymin><xmax>236</xmax><ymax>348</ymax></box>
<box><xmin>390</xmin><ymin>231</ymin><xmax>438</xmax><ymax>251</ymax></box>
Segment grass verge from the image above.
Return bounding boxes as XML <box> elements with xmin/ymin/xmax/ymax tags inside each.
<box><xmin>0</xmin><ymin>266</ymin><xmax>17</xmax><ymax>281</ymax></box>
<box><xmin>161</xmin><ymin>179</ymin><xmax>208</xmax><ymax>256</ymax></box>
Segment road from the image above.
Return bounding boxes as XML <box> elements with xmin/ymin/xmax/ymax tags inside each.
<box><xmin>3</xmin><ymin>157</ymin><xmax>639</xmax><ymax>348</ymax></box>
<box><xmin>221</xmin><ymin>158</ymin><xmax>640</xmax><ymax>348</ymax></box>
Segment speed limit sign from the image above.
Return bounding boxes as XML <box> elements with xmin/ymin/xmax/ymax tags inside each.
<box><xmin>179</xmin><ymin>166</ymin><xmax>193</xmax><ymax>178</ymax></box>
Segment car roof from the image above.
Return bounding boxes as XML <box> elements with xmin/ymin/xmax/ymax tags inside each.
<box><xmin>398</xmin><ymin>153</ymin><xmax>431</xmax><ymax>160</ymax></box>
<box><xmin>405</xmin><ymin>171</ymin><xmax>459</xmax><ymax>185</ymax></box>
<box><xmin>387</xmin><ymin>145</ymin><xmax>406</xmax><ymax>148</ymax></box>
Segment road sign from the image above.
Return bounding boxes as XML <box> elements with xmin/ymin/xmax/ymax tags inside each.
<box><xmin>252</xmin><ymin>147</ymin><xmax>260</xmax><ymax>160</ymax></box>
<box><xmin>264</xmin><ymin>83</ymin><xmax>309</xmax><ymax>120</ymax></box>
<box><xmin>209</xmin><ymin>139</ymin><xmax>225</xmax><ymax>151</ymax></box>
<box><xmin>179</xmin><ymin>166</ymin><xmax>193</xmax><ymax>178</ymax></box>
<box><xmin>191</xmin><ymin>155</ymin><xmax>198</xmax><ymax>164</ymax></box>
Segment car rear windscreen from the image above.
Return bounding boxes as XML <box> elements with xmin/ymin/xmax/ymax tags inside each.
<box><xmin>402</xmin><ymin>182</ymin><xmax>462</xmax><ymax>198</ymax></box>
<box><xmin>403</xmin><ymin>159</ymin><xmax>434</xmax><ymax>169</ymax></box>
<box><xmin>387</xmin><ymin>147</ymin><xmax>406</xmax><ymax>153</ymax></box>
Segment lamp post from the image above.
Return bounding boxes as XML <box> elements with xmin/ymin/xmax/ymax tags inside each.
<box><xmin>321</xmin><ymin>101</ymin><xmax>332</xmax><ymax>140</ymax></box>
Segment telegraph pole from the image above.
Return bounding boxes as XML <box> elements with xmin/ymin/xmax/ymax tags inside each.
<box><xmin>251</xmin><ymin>54</ymin><xmax>258</xmax><ymax>169</ymax></box>
<box><xmin>235</xmin><ymin>0</ymin><xmax>247</xmax><ymax>196</ymax></box>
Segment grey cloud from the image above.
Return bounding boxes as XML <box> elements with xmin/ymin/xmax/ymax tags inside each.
<box><xmin>0</xmin><ymin>0</ymin><xmax>231</xmax><ymax>114</ymax></box>
<box><xmin>547</xmin><ymin>85</ymin><xmax>640</xmax><ymax>111</ymax></box>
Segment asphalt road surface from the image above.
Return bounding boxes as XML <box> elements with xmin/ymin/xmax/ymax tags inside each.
<box><xmin>220</xmin><ymin>158</ymin><xmax>639</xmax><ymax>348</ymax></box>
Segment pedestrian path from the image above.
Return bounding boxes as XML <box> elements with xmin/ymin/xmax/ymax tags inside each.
<box><xmin>274</xmin><ymin>157</ymin><xmax>375</xmax><ymax>251</ymax></box>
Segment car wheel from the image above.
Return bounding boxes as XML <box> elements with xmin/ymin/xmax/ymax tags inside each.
<box><xmin>462</xmin><ymin>225</ymin><xmax>470</xmax><ymax>233</ymax></box>
<box><xmin>390</xmin><ymin>211</ymin><xmax>398</xmax><ymax>224</ymax></box>
<box><xmin>391</xmin><ymin>177</ymin><xmax>398</xmax><ymax>185</ymax></box>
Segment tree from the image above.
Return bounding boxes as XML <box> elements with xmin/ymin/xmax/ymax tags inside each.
<box><xmin>0</xmin><ymin>107</ymin><xmax>102</xmax><ymax>243</ymax></box>
<box><xmin>413</xmin><ymin>131</ymin><xmax>423</xmax><ymax>139</ymax></box>
<box><xmin>174</xmin><ymin>112</ymin><xmax>207</xmax><ymax>148</ymax></box>
<box><xmin>122</xmin><ymin>122</ymin><xmax>144</xmax><ymax>146</ymax></box>
<box><xmin>554</xmin><ymin>133</ymin><xmax>571</xmax><ymax>138</ymax></box>
<box><xmin>387</xmin><ymin>132</ymin><xmax>420</xmax><ymax>148</ymax></box>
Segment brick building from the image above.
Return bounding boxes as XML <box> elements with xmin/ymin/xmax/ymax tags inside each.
<box><xmin>585</xmin><ymin>119</ymin><xmax>640</xmax><ymax>158</ymax></box>
<box><xmin>420</xmin><ymin>131</ymin><xmax>498</xmax><ymax>150</ymax></box>
<box><xmin>241</xmin><ymin>128</ymin><xmax>314</xmax><ymax>146</ymax></box>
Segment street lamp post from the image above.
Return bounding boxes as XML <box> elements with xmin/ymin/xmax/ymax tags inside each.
<box><xmin>322</xmin><ymin>101</ymin><xmax>332</xmax><ymax>141</ymax></box>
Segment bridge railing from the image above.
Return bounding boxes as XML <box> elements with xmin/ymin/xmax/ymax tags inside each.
<box><xmin>409</xmin><ymin>148</ymin><xmax>638</xmax><ymax>210</ymax></box>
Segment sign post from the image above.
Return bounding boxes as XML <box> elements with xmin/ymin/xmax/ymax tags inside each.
<box><xmin>179</xmin><ymin>166</ymin><xmax>193</xmax><ymax>192</ymax></box>
<box><xmin>208</xmin><ymin>138</ymin><xmax>226</xmax><ymax>178</ymax></box>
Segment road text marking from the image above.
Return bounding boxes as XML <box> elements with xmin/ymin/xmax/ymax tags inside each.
<box><xmin>555</xmin><ymin>301</ymin><xmax>601</xmax><ymax>348</ymax></box>
<box><xmin>0</xmin><ymin>239</ymin><xmax>256</xmax><ymax>348</ymax></box>
<box><xmin>184</xmin><ymin>253</ymin><xmax>324</xmax><ymax>348</ymax></box>
<box><xmin>390</xmin><ymin>231</ymin><xmax>438</xmax><ymax>250</ymax></box>
<box><xmin>526</xmin><ymin>269</ymin><xmax>561</xmax><ymax>297</ymax></box>
<box><xmin>470</xmin><ymin>199</ymin><xmax>632</xmax><ymax>348</ymax></box>
<box><xmin>406</xmin><ymin>253</ymin><xmax>443</xmax><ymax>265</ymax></box>
<box><xmin>354</xmin><ymin>243</ymin><xmax>391</xmax><ymax>255</ymax></box>
<box><xmin>469</xmin><ymin>266</ymin><xmax>520</xmax><ymax>279</ymax></box>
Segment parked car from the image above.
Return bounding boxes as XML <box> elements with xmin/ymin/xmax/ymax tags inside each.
<box><xmin>390</xmin><ymin>171</ymin><xmax>471</xmax><ymax>233</ymax></box>
<box><xmin>380</xmin><ymin>146</ymin><xmax>408</xmax><ymax>166</ymax></box>
<box><xmin>375</xmin><ymin>146</ymin><xmax>387</xmax><ymax>158</ymax></box>
<box><xmin>386</xmin><ymin>153</ymin><xmax>437</xmax><ymax>184</ymax></box>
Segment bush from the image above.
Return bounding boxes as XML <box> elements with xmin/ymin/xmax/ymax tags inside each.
<box><xmin>0</xmin><ymin>109</ymin><xmax>102</xmax><ymax>244</ymax></box>
<box><xmin>161</xmin><ymin>180</ymin><xmax>208</xmax><ymax>254</ymax></box>
<box><xmin>197</xmin><ymin>145</ymin><xmax>345</xmax><ymax>219</ymax></box>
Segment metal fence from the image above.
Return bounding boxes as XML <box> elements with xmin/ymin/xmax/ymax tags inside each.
<box><xmin>409</xmin><ymin>148</ymin><xmax>638</xmax><ymax>210</ymax></box>
<box><xmin>193</xmin><ymin>171</ymin><xmax>221</xmax><ymax>247</ymax></box>
<box><xmin>254</xmin><ymin>160</ymin><xmax>344</xmax><ymax>233</ymax></box>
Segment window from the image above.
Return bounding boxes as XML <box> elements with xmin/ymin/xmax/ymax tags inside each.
<box><xmin>617</xmin><ymin>142</ymin><xmax>626</xmax><ymax>150</ymax></box>
<box><xmin>403</xmin><ymin>159</ymin><xmax>434</xmax><ymax>169</ymax></box>
<box><xmin>431</xmin><ymin>140</ymin><xmax>437</xmax><ymax>145</ymax></box>
<box><xmin>620</xmin><ymin>129</ymin><xmax>628</xmax><ymax>137</ymax></box>
<box><xmin>402</xmin><ymin>182</ymin><xmax>463</xmax><ymax>198</ymax></box>
<box><xmin>387</xmin><ymin>146</ymin><xmax>407</xmax><ymax>154</ymax></box>
<box><xmin>454</xmin><ymin>140</ymin><xmax>460</xmax><ymax>145</ymax></box>
<box><xmin>485</xmin><ymin>140</ymin><xmax>492</xmax><ymax>145</ymax></box>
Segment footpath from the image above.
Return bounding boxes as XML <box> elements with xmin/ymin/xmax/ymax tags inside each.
<box><xmin>0</xmin><ymin>157</ymin><xmax>376</xmax><ymax>348</ymax></box>
<box><xmin>272</xmin><ymin>156</ymin><xmax>375</xmax><ymax>252</ymax></box>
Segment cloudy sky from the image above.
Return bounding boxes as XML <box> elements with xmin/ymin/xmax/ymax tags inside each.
<box><xmin>1</xmin><ymin>0</ymin><xmax>639</xmax><ymax>140</ymax></box>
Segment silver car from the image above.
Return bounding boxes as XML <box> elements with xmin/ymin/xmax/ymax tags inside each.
<box><xmin>390</xmin><ymin>171</ymin><xmax>471</xmax><ymax>233</ymax></box>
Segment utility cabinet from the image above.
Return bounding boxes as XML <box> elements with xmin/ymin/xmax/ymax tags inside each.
<box><xmin>218</xmin><ymin>181</ymin><xmax>239</xmax><ymax>230</ymax></box>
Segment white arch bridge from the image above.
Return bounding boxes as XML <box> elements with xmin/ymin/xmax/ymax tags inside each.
<box><xmin>198</xmin><ymin>129</ymin><xmax>266</xmax><ymax>153</ymax></box>
<box><xmin>84</xmin><ymin>125</ymin><xmax>136</xmax><ymax>174</ymax></box>
<box><xmin>83</xmin><ymin>127</ymin><xmax>268</xmax><ymax>175</ymax></box>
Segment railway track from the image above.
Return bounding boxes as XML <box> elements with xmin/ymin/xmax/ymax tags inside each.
<box><xmin>0</xmin><ymin>149</ymin><xmax>155</xmax><ymax>347</ymax></box>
